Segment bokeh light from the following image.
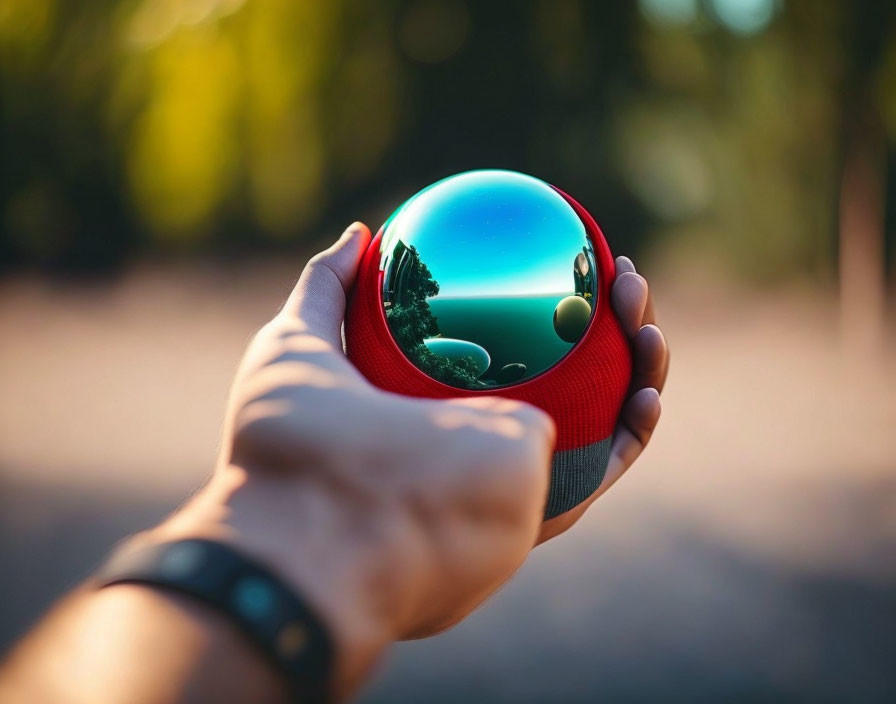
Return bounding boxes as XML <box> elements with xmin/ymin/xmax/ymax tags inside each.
<box><xmin>638</xmin><ymin>0</ymin><xmax>699</xmax><ymax>27</ymax></box>
<box><xmin>399</xmin><ymin>0</ymin><xmax>469</xmax><ymax>64</ymax></box>
<box><xmin>709</xmin><ymin>0</ymin><xmax>778</xmax><ymax>36</ymax></box>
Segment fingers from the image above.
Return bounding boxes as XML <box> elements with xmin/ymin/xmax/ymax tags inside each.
<box><xmin>615</xmin><ymin>255</ymin><xmax>636</xmax><ymax>276</ymax></box>
<box><xmin>631</xmin><ymin>324</ymin><xmax>669</xmax><ymax>393</ymax></box>
<box><xmin>601</xmin><ymin>256</ymin><xmax>666</xmax><ymax>495</ymax></box>
<box><xmin>538</xmin><ymin>257</ymin><xmax>667</xmax><ymax>545</ymax></box>
<box><xmin>535</xmin><ymin>386</ymin><xmax>661</xmax><ymax>545</ymax></box>
<box><xmin>281</xmin><ymin>222</ymin><xmax>372</xmax><ymax>349</ymax></box>
<box><xmin>445</xmin><ymin>396</ymin><xmax>557</xmax><ymax>457</ymax></box>
<box><xmin>620</xmin><ymin>386</ymin><xmax>661</xmax><ymax>452</ymax></box>
<box><xmin>611</xmin><ymin>271</ymin><xmax>648</xmax><ymax>338</ymax></box>
<box><xmin>613</xmin><ymin>255</ymin><xmax>668</xmax><ymax>393</ymax></box>
<box><xmin>505</xmin><ymin>400</ymin><xmax>557</xmax><ymax>461</ymax></box>
<box><xmin>609</xmin><ymin>256</ymin><xmax>666</xmax><ymax>477</ymax></box>
<box><xmin>436</xmin><ymin>396</ymin><xmax>557</xmax><ymax>507</ymax></box>
<box><xmin>614</xmin><ymin>255</ymin><xmax>656</xmax><ymax>327</ymax></box>
<box><xmin>604</xmin><ymin>386</ymin><xmax>661</xmax><ymax>487</ymax></box>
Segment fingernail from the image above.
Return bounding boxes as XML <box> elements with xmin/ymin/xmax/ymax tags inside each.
<box><xmin>617</xmin><ymin>255</ymin><xmax>636</xmax><ymax>274</ymax></box>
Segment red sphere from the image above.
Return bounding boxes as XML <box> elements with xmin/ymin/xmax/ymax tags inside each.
<box><xmin>346</xmin><ymin>175</ymin><xmax>631</xmax><ymax>519</ymax></box>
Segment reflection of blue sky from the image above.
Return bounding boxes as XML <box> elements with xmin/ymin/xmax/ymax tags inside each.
<box><xmin>380</xmin><ymin>170</ymin><xmax>588</xmax><ymax>298</ymax></box>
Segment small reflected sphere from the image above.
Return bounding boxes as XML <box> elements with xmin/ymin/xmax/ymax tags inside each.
<box><xmin>553</xmin><ymin>295</ymin><xmax>593</xmax><ymax>343</ymax></box>
<box><xmin>379</xmin><ymin>170</ymin><xmax>598</xmax><ymax>390</ymax></box>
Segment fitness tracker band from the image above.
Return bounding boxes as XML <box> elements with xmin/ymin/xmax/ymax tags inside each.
<box><xmin>95</xmin><ymin>538</ymin><xmax>334</xmax><ymax>703</ymax></box>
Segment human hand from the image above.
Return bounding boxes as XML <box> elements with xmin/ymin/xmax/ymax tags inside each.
<box><xmin>537</xmin><ymin>255</ymin><xmax>669</xmax><ymax>542</ymax></box>
<box><xmin>146</xmin><ymin>223</ymin><xmax>555</xmax><ymax>698</ymax></box>
<box><xmin>143</xmin><ymin>222</ymin><xmax>667</xmax><ymax>699</ymax></box>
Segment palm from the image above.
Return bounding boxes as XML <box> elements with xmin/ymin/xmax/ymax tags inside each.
<box><xmin>225</xmin><ymin>222</ymin><xmax>667</xmax><ymax>580</ymax></box>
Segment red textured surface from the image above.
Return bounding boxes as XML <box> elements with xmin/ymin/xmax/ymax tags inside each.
<box><xmin>345</xmin><ymin>187</ymin><xmax>631</xmax><ymax>452</ymax></box>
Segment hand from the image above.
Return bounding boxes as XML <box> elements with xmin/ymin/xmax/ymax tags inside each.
<box><xmin>141</xmin><ymin>223</ymin><xmax>668</xmax><ymax>699</ymax></box>
<box><xmin>537</xmin><ymin>255</ymin><xmax>669</xmax><ymax>543</ymax></box>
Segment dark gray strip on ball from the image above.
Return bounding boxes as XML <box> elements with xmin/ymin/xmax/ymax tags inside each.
<box><xmin>544</xmin><ymin>436</ymin><xmax>613</xmax><ymax>519</ymax></box>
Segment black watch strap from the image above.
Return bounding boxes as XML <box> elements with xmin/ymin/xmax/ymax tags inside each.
<box><xmin>95</xmin><ymin>538</ymin><xmax>334</xmax><ymax>704</ymax></box>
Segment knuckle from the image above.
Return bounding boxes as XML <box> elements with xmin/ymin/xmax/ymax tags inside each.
<box><xmin>306</xmin><ymin>253</ymin><xmax>347</xmax><ymax>290</ymax></box>
<box><xmin>514</xmin><ymin>403</ymin><xmax>557</xmax><ymax>447</ymax></box>
<box><xmin>497</xmin><ymin>434</ymin><xmax>550</xmax><ymax>491</ymax></box>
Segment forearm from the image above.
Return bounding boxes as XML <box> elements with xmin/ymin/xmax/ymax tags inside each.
<box><xmin>0</xmin><ymin>468</ymin><xmax>396</xmax><ymax>704</ymax></box>
<box><xmin>0</xmin><ymin>224</ymin><xmax>665</xmax><ymax>704</ymax></box>
<box><xmin>0</xmin><ymin>584</ymin><xmax>289</xmax><ymax>704</ymax></box>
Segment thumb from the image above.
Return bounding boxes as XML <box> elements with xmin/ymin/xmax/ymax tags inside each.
<box><xmin>283</xmin><ymin>222</ymin><xmax>372</xmax><ymax>348</ymax></box>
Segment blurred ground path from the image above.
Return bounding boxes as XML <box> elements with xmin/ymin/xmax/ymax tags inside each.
<box><xmin>1</xmin><ymin>260</ymin><xmax>894</xmax><ymax>702</ymax></box>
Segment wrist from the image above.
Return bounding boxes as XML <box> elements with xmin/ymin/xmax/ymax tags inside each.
<box><xmin>134</xmin><ymin>465</ymin><xmax>398</xmax><ymax>700</ymax></box>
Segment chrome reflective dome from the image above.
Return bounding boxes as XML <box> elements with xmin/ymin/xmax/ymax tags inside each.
<box><xmin>379</xmin><ymin>170</ymin><xmax>597</xmax><ymax>390</ymax></box>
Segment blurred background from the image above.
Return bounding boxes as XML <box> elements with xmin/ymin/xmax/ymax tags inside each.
<box><xmin>1</xmin><ymin>0</ymin><xmax>894</xmax><ymax>701</ymax></box>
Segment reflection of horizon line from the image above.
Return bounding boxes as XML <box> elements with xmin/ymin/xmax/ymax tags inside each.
<box><xmin>429</xmin><ymin>291</ymin><xmax>575</xmax><ymax>300</ymax></box>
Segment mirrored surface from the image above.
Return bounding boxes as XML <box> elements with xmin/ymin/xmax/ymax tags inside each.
<box><xmin>380</xmin><ymin>170</ymin><xmax>597</xmax><ymax>390</ymax></box>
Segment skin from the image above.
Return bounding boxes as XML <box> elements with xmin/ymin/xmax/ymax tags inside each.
<box><xmin>0</xmin><ymin>223</ymin><xmax>669</xmax><ymax>704</ymax></box>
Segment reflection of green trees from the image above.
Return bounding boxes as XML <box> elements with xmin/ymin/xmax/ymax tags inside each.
<box><xmin>414</xmin><ymin>346</ymin><xmax>484</xmax><ymax>389</ymax></box>
<box><xmin>385</xmin><ymin>243</ymin><xmax>484</xmax><ymax>389</ymax></box>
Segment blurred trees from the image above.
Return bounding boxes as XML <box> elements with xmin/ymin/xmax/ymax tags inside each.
<box><xmin>0</xmin><ymin>0</ymin><xmax>894</xmax><ymax>282</ymax></box>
